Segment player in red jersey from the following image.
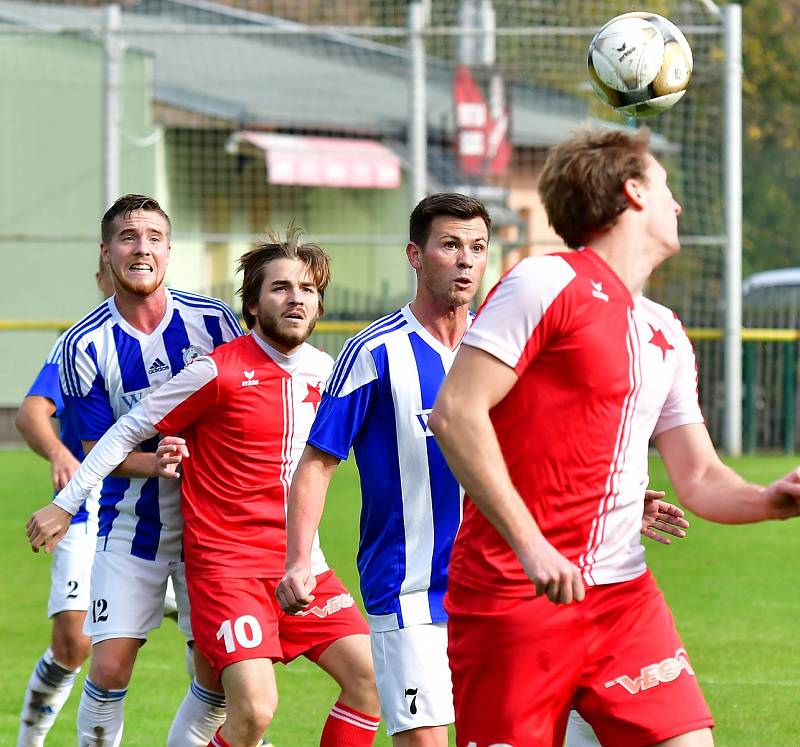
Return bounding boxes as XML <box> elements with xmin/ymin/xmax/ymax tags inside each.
<box><xmin>44</xmin><ymin>232</ymin><xmax>380</xmax><ymax>747</ymax></box>
<box><xmin>429</xmin><ymin>128</ymin><xmax>800</xmax><ymax>747</ymax></box>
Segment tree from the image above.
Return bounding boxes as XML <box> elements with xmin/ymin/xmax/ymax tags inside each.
<box><xmin>738</xmin><ymin>0</ymin><xmax>800</xmax><ymax>272</ymax></box>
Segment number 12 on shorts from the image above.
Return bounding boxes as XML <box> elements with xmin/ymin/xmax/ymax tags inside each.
<box><xmin>216</xmin><ymin>615</ymin><xmax>263</xmax><ymax>653</ymax></box>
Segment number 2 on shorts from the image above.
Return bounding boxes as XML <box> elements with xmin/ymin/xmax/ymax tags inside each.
<box><xmin>215</xmin><ymin>615</ymin><xmax>263</xmax><ymax>653</ymax></box>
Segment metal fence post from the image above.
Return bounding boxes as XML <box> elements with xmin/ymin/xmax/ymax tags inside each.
<box><xmin>102</xmin><ymin>4</ymin><xmax>123</xmax><ymax>211</ymax></box>
<box><xmin>722</xmin><ymin>2</ymin><xmax>743</xmax><ymax>456</ymax></box>
<box><xmin>743</xmin><ymin>341</ymin><xmax>756</xmax><ymax>454</ymax></box>
<box><xmin>783</xmin><ymin>341</ymin><xmax>796</xmax><ymax>454</ymax></box>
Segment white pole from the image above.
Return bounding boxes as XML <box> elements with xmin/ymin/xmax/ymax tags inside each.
<box><xmin>408</xmin><ymin>1</ymin><xmax>428</xmax><ymax>210</ymax></box>
<box><xmin>407</xmin><ymin>0</ymin><xmax>428</xmax><ymax>294</ymax></box>
<box><xmin>103</xmin><ymin>4</ymin><xmax>123</xmax><ymax>210</ymax></box>
<box><xmin>722</xmin><ymin>3</ymin><xmax>743</xmax><ymax>456</ymax></box>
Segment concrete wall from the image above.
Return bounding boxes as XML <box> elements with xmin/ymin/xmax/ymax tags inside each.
<box><xmin>0</xmin><ymin>33</ymin><xmax>157</xmax><ymax>406</ymax></box>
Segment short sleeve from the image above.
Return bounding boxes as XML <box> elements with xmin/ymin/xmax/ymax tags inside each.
<box><xmin>60</xmin><ymin>336</ymin><xmax>115</xmax><ymax>441</ymax></box>
<box><xmin>307</xmin><ymin>344</ymin><xmax>379</xmax><ymax>461</ymax></box>
<box><xmin>26</xmin><ymin>336</ymin><xmax>66</xmax><ymax>415</ymax></box>
<box><xmin>463</xmin><ymin>255</ymin><xmax>576</xmax><ymax>374</ymax></box>
<box><xmin>652</xmin><ymin>319</ymin><xmax>704</xmax><ymax>437</ymax></box>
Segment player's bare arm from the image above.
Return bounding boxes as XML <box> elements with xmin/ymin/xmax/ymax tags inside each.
<box><xmin>429</xmin><ymin>344</ymin><xmax>585</xmax><ymax>605</ymax></box>
<box><xmin>16</xmin><ymin>395</ymin><xmax>80</xmax><ymax>491</ymax></box>
<box><xmin>82</xmin><ymin>439</ymin><xmax>161</xmax><ymax>479</ymax></box>
<box><xmin>642</xmin><ymin>488</ymin><xmax>689</xmax><ymax>544</ymax></box>
<box><xmin>656</xmin><ymin>423</ymin><xmax>800</xmax><ymax>522</ymax></box>
<box><xmin>276</xmin><ymin>444</ymin><xmax>340</xmax><ymax>614</ymax></box>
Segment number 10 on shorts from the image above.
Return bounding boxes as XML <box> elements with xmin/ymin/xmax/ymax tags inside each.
<box><xmin>216</xmin><ymin>615</ymin><xmax>263</xmax><ymax>653</ymax></box>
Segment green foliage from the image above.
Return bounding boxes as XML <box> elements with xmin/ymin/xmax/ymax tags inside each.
<box><xmin>738</xmin><ymin>0</ymin><xmax>800</xmax><ymax>272</ymax></box>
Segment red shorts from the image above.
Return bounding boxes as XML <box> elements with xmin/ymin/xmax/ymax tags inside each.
<box><xmin>188</xmin><ymin>570</ymin><xmax>369</xmax><ymax>678</ymax></box>
<box><xmin>446</xmin><ymin>570</ymin><xmax>713</xmax><ymax>747</ymax></box>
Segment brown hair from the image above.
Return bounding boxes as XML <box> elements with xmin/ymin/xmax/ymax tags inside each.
<box><xmin>538</xmin><ymin>128</ymin><xmax>651</xmax><ymax>249</ymax></box>
<box><xmin>409</xmin><ymin>193</ymin><xmax>491</xmax><ymax>246</ymax></box>
<box><xmin>101</xmin><ymin>194</ymin><xmax>171</xmax><ymax>244</ymax></box>
<box><xmin>237</xmin><ymin>226</ymin><xmax>331</xmax><ymax>330</ymax></box>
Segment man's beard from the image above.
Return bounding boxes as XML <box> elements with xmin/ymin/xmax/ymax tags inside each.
<box><xmin>257</xmin><ymin>308</ymin><xmax>319</xmax><ymax>349</ymax></box>
<box><xmin>110</xmin><ymin>262</ymin><xmax>162</xmax><ymax>298</ymax></box>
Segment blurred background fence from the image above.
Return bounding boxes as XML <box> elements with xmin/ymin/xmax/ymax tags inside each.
<box><xmin>2</xmin><ymin>0</ymin><xmax>792</xmax><ymax>452</ymax></box>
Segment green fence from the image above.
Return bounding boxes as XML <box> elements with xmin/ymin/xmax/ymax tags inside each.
<box><xmin>3</xmin><ymin>320</ymin><xmax>799</xmax><ymax>454</ymax></box>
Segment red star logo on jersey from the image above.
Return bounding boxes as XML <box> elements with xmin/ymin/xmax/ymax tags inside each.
<box><xmin>648</xmin><ymin>324</ymin><xmax>674</xmax><ymax>361</ymax></box>
<box><xmin>303</xmin><ymin>382</ymin><xmax>322</xmax><ymax>411</ymax></box>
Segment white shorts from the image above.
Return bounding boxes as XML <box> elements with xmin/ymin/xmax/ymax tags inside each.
<box><xmin>370</xmin><ymin>622</ymin><xmax>454</xmax><ymax>735</ymax></box>
<box><xmin>47</xmin><ymin>520</ymin><xmax>97</xmax><ymax>618</ymax></box>
<box><xmin>85</xmin><ymin>549</ymin><xmax>192</xmax><ymax>643</ymax></box>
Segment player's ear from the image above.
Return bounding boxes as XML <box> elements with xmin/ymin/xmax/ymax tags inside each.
<box><xmin>406</xmin><ymin>241</ymin><xmax>422</xmax><ymax>269</ymax></box>
<box><xmin>622</xmin><ymin>177</ymin><xmax>646</xmax><ymax>211</ymax></box>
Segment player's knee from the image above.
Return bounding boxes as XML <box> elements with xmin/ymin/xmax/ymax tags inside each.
<box><xmin>52</xmin><ymin>618</ymin><xmax>92</xmax><ymax>670</ymax></box>
<box><xmin>233</xmin><ymin>694</ymin><xmax>277</xmax><ymax>739</ymax></box>
<box><xmin>340</xmin><ymin>664</ymin><xmax>380</xmax><ymax>713</ymax></box>
<box><xmin>88</xmin><ymin>655</ymin><xmax>133</xmax><ymax>691</ymax></box>
<box><xmin>52</xmin><ymin>636</ymin><xmax>91</xmax><ymax>670</ymax></box>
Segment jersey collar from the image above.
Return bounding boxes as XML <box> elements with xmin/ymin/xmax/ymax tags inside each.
<box><xmin>107</xmin><ymin>287</ymin><xmax>175</xmax><ymax>342</ymax></box>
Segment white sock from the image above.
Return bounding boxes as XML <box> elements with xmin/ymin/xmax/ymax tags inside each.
<box><xmin>77</xmin><ymin>678</ymin><xmax>126</xmax><ymax>747</ymax></box>
<box><xmin>167</xmin><ymin>678</ymin><xmax>227</xmax><ymax>747</ymax></box>
<box><xmin>17</xmin><ymin>648</ymin><xmax>78</xmax><ymax>747</ymax></box>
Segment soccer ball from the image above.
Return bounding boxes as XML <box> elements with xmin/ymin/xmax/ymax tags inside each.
<box><xmin>587</xmin><ymin>12</ymin><xmax>693</xmax><ymax>118</ymax></box>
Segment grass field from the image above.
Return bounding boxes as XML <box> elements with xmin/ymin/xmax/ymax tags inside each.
<box><xmin>2</xmin><ymin>449</ymin><xmax>800</xmax><ymax>745</ymax></box>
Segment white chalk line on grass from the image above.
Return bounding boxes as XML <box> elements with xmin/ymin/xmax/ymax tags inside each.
<box><xmin>702</xmin><ymin>677</ymin><xmax>800</xmax><ymax>687</ymax></box>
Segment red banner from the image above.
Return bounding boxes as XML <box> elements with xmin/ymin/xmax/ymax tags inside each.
<box><xmin>454</xmin><ymin>65</ymin><xmax>511</xmax><ymax>177</ymax></box>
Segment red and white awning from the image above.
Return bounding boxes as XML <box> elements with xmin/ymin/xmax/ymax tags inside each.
<box><xmin>228</xmin><ymin>131</ymin><xmax>402</xmax><ymax>189</ymax></box>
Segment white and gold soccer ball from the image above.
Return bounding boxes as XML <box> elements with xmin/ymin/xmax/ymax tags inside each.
<box><xmin>587</xmin><ymin>12</ymin><xmax>693</xmax><ymax>118</ymax></box>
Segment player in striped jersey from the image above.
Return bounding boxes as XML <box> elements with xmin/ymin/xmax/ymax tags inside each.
<box><xmin>277</xmin><ymin>193</ymin><xmax>489</xmax><ymax>745</ymax></box>
<box><xmin>15</xmin><ymin>257</ymin><xmax>113</xmax><ymax>747</ymax></box>
<box><xmin>26</xmin><ymin>195</ymin><xmax>242</xmax><ymax>747</ymax></box>
<box><xmin>33</xmin><ymin>233</ymin><xmax>380</xmax><ymax>747</ymax></box>
<box><xmin>430</xmin><ymin>129</ymin><xmax>800</xmax><ymax>746</ymax></box>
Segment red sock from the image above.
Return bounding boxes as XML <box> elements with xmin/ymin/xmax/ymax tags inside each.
<box><xmin>320</xmin><ymin>701</ymin><xmax>380</xmax><ymax>746</ymax></box>
<box><xmin>208</xmin><ymin>727</ymin><xmax>233</xmax><ymax>747</ymax></box>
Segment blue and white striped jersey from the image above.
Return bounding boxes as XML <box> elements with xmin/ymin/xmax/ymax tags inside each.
<box><xmin>308</xmin><ymin>304</ymin><xmax>468</xmax><ymax>631</ymax></box>
<box><xmin>26</xmin><ymin>333</ymin><xmax>97</xmax><ymax>525</ymax></box>
<box><xmin>60</xmin><ymin>288</ymin><xmax>242</xmax><ymax>561</ymax></box>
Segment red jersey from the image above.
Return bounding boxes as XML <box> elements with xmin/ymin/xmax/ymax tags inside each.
<box><xmin>140</xmin><ymin>332</ymin><xmax>332</xmax><ymax>580</ymax></box>
<box><xmin>448</xmin><ymin>249</ymin><xmax>703</xmax><ymax>597</ymax></box>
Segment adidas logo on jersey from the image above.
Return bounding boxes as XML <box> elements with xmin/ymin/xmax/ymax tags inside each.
<box><xmin>241</xmin><ymin>370</ymin><xmax>260</xmax><ymax>387</ymax></box>
<box><xmin>148</xmin><ymin>357</ymin><xmax>170</xmax><ymax>374</ymax></box>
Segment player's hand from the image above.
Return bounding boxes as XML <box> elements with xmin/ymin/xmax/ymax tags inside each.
<box><xmin>156</xmin><ymin>437</ymin><xmax>189</xmax><ymax>479</ymax></box>
<box><xmin>764</xmin><ymin>468</ymin><xmax>800</xmax><ymax>519</ymax></box>
<box><xmin>26</xmin><ymin>504</ymin><xmax>73</xmax><ymax>553</ymax></box>
<box><xmin>275</xmin><ymin>566</ymin><xmax>317</xmax><ymax>614</ymax></box>
<box><xmin>517</xmin><ymin>535</ymin><xmax>585</xmax><ymax>605</ymax></box>
<box><xmin>641</xmin><ymin>489</ymin><xmax>689</xmax><ymax>545</ymax></box>
<box><xmin>50</xmin><ymin>448</ymin><xmax>81</xmax><ymax>492</ymax></box>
